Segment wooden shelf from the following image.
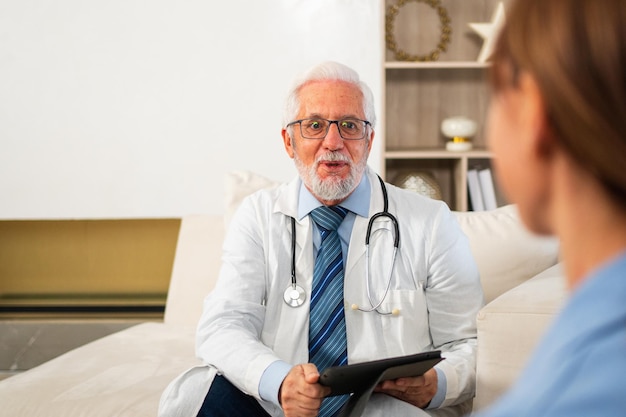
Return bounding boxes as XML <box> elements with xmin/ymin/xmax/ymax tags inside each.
<box><xmin>385</xmin><ymin>149</ymin><xmax>492</xmax><ymax>159</ymax></box>
<box><xmin>385</xmin><ymin>61</ymin><xmax>489</xmax><ymax>69</ymax></box>
<box><xmin>380</xmin><ymin>0</ymin><xmax>511</xmax><ymax>211</ymax></box>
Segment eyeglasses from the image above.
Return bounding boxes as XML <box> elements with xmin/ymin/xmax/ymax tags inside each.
<box><xmin>286</xmin><ymin>117</ymin><xmax>371</xmax><ymax>140</ymax></box>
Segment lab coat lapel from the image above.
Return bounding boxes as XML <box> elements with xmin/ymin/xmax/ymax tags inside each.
<box><xmin>346</xmin><ymin>215</ymin><xmax>367</xmax><ymax>275</ymax></box>
<box><xmin>345</xmin><ymin>169</ymin><xmax>387</xmax><ymax>276</ymax></box>
<box><xmin>275</xmin><ymin>176</ymin><xmax>315</xmax><ymax>298</ymax></box>
<box><xmin>294</xmin><ymin>216</ymin><xmax>315</xmax><ymax>295</ymax></box>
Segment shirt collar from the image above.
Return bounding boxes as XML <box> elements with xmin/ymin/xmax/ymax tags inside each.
<box><xmin>297</xmin><ymin>173</ymin><xmax>371</xmax><ymax>220</ymax></box>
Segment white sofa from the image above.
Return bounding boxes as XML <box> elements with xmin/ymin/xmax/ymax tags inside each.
<box><xmin>0</xmin><ymin>178</ymin><xmax>563</xmax><ymax>416</ymax></box>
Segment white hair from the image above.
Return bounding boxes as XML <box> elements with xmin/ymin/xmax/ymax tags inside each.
<box><xmin>283</xmin><ymin>61</ymin><xmax>377</xmax><ymax>131</ymax></box>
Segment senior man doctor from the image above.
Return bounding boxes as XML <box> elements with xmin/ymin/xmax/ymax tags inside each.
<box><xmin>159</xmin><ymin>61</ymin><xmax>483</xmax><ymax>417</ymax></box>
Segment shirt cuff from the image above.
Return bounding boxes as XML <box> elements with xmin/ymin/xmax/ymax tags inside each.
<box><xmin>426</xmin><ymin>367</ymin><xmax>447</xmax><ymax>409</ymax></box>
<box><xmin>259</xmin><ymin>360</ymin><xmax>293</xmax><ymax>406</ymax></box>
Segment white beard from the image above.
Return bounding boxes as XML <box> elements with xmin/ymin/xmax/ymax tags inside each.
<box><xmin>294</xmin><ymin>150</ymin><xmax>367</xmax><ymax>203</ymax></box>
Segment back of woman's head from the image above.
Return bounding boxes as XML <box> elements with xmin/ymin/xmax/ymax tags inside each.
<box><xmin>490</xmin><ymin>0</ymin><xmax>626</xmax><ymax>207</ymax></box>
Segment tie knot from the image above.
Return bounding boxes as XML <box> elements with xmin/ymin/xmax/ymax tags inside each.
<box><xmin>310</xmin><ymin>206</ymin><xmax>348</xmax><ymax>231</ymax></box>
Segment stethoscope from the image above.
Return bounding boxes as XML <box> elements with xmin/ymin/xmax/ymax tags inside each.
<box><xmin>283</xmin><ymin>175</ymin><xmax>401</xmax><ymax>315</ymax></box>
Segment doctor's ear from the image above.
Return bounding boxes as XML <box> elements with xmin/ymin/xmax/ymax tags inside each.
<box><xmin>282</xmin><ymin>128</ymin><xmax>295</xmax><ymax>159</ymax></box>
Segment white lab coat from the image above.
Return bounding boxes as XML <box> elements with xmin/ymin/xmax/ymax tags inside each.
<box><xmin>159</xmin><ymin>167</ymin><xmax>483</xmax><ymax>417</ymax></box>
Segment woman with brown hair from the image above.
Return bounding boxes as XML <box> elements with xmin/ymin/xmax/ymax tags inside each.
<box><xmin>474</xmin><ymin>0</ymin><xmax>626</xmax><ymax>416</ymax></box>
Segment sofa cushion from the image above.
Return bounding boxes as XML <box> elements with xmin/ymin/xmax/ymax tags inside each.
<box><xmin>0</xmin><ymin>323</ymin><xmax>200</xmax><ymax>417</ymax></box>
<box><xmin>474</xmin><ymin>263</ymin><xmax>567</xmax><ymax>410</ymax></box>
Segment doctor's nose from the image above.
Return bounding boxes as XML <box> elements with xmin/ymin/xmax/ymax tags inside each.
<box><xmin>322</xmin><ymin>123</ymin><xmax>345</xmax><ymax>150</ymax></box>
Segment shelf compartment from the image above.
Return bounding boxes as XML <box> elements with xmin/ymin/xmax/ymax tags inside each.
<box><xmin>384</xmin><ymin>0</ymin><xmax>503</xmax><ymax>63</ymax></box>
<box><xmin>385</xmin><ymin>67</ymin><xmax>490</xmax><ymax>151</ymax></box>
<box><xmin>385</xmin><ymin>154</ymin><xmax>504</xmax><ymax>211</ymax></box>
<box><xmin>386</xmin><ymin>158</ymin><xmax>460</xmax><ymax>209</ymax></box>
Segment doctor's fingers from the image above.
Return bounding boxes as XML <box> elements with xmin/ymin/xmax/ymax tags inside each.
<box><xmin>380</xmin><ymin>368</ymin><xmax>437</xmax><ymax>391</ymax></box>
<box><xmin>375</xmin><ymin>371</ymin><xmax>438</xmax><ymax>408</ymax></box>
<box><xmin>377</xmin><ymin>375</ymin><xmax>426</xmax><ymax>392</ymax></box>
<box><xmin>279</xmin><ymin>365</ymin><xmax>328</xmax><ymax>409</ymax></box>
<box><xmin>280</xmin><ymin>381</ymin><xmax>324</xmax><ymax>417</ymax></box>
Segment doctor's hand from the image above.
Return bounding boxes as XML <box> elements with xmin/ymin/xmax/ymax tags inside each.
<box><xmin>278</xmin><ymin>363</ymin><xmax>331</xmax><ymax>417</ymax></box>
<box><xmin>373</xmin><ymin>367</ymin><xmax>438</xmax><ymax>409</ymax></box>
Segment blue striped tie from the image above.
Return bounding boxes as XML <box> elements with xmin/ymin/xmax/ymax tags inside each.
<box><xmin>309</xmin><ymin>206</ymin><xmax>349</xmax><ymax>417</ymax></box>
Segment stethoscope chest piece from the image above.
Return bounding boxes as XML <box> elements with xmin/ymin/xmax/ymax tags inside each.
<box><xmin>283</xmin><ymin>284</ymin><xmax>306</xmax><ymax>307</ymax></box>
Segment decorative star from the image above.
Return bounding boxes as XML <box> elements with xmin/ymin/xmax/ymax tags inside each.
<box><xmin>469</xmin><ymin>2</ymin><xmax>506</xmax><ymax>63</ymax></box>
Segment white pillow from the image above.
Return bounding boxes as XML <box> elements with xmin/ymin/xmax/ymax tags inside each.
<box><xmin>224</xmin><ymin>171</ymin><xmax>282</xmax><ymax>228</ymax></box>
<box><xmin>454</xmin><ymin>205</ymin><xmax>560</xmax><ymax>303</ymax></box>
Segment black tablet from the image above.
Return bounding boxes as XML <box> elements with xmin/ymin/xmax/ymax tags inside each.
<box><xmin>319</xmin><ymin>350</ymin><xmax>443</xmax><ymax>396</ymax></box>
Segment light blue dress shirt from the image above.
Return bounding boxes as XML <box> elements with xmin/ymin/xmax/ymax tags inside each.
<box><xmin>259</xmin><ymin>174</ymin><xmax>447</xmax><ymax>410</ymax></box>
<box><xmin>473</xmin><ymin>251</ymin><xmax>626</xmax><ymax>417</ymax></box>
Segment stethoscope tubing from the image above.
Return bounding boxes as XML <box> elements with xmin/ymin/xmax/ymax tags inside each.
<box><xmin>359</xmin><ymin>244</ymin><xmax>398</xmax><ymax>313</ymax></box>
<box><xmin>284</xmin><ymin>175</ymin><xmax>400</xmax><ymax>315</ymax></box>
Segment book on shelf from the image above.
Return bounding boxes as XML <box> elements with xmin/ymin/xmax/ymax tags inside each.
<box><xmin>479</xmin><ymin>168</ymin><xmax>498</xmax><ymax>210</ymax></box>
<box><xmin>467</xmin><ymin>169</ymin><xmax>485</xmax><ymax>211</ymax></box>
<box><xmin>467</xmin><ymin>167</ymin><xmax>498</xmax><ymax>211</ymax></box>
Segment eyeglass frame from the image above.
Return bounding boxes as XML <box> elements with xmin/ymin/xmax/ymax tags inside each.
<box><xmin>286</xmin><ymin>117</ymin><xmax>372</xmax><ymax>140</ymax></box>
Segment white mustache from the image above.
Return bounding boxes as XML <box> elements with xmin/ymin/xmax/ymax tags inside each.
<box><xmin>316</xmin><ymin>152</ymin><xmax>351</xmax><ymax>164</ymax></box>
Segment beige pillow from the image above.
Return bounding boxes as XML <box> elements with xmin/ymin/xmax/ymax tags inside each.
<box><xmin>454</xmin><ymin>205</ymin><xmax>560</xmax><ymax>303</ymax></box>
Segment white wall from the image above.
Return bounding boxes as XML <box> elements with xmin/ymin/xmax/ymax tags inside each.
<box><xmin>0</xmin><ymin>0</ymin><xmax>382</xmax><ymax>219</ymax></box>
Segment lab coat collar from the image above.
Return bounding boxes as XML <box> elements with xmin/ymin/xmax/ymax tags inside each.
<box><xmin>273</xmin><ymin>176</ymin><xmax>300</xmax><ymax>220</ymax></box>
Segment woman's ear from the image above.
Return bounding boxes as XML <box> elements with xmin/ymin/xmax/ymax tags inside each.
<box><xmin>282</xmin><ymin>128</ymin><xmax>295</xmax><ymax>159</ymax></box>
<box><xmin>519</xmin><ymin>72</ymin><xmax>555</xmax><ymax>159</ymax></box>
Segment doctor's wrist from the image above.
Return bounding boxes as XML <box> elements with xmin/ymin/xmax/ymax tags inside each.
<box><xmin>426</xmin><ymin>368</ymin><xmax>447</xmax><ymax>409</ymax></box>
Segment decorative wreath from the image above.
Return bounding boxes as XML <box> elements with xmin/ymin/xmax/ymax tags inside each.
<box><xmin>385</xmin><ymin>0</ymin><xmax>452</xmax><ymax>62</ymax></box>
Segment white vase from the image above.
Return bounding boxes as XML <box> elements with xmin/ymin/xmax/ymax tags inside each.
<box><xmin>441</xmin><ymin>116</ymin><xmax>477</xmax><ymax>151</ymax></box>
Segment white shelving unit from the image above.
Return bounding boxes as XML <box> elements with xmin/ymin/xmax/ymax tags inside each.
<box><xmin>380</xmin><ymin>0</ymin><xmax>510</xmax><ymax>211</ymax></box>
